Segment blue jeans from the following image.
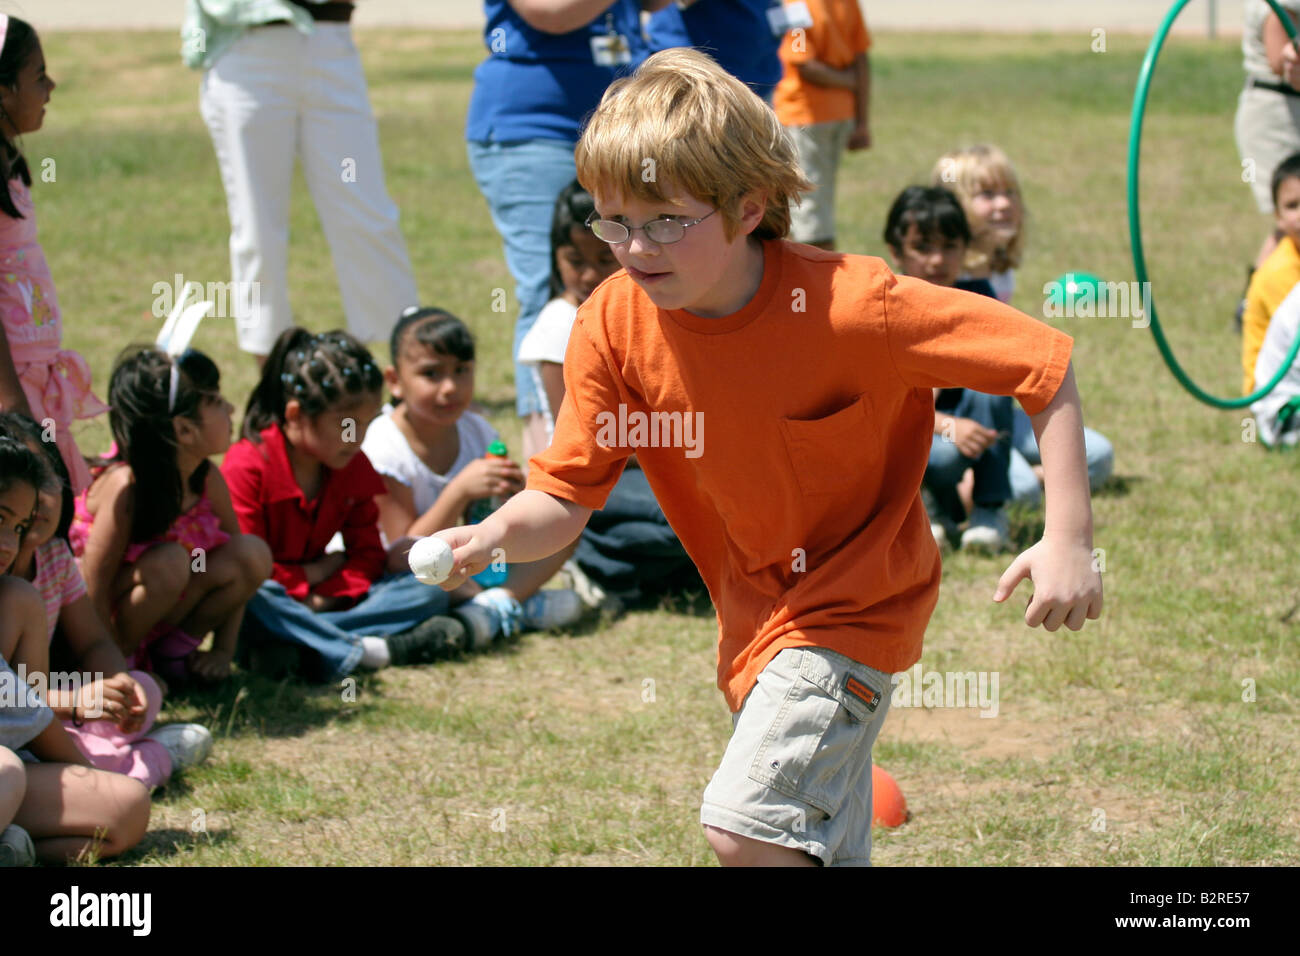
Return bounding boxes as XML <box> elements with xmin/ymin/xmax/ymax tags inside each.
<box><xmin>242</xmin><ymin>574</ymin><xmax>451</xmax><ymax>682</ymax></box>
<box><xmin>1008</xmin><ymin>407</ymin><xmax>1115</xmax><ymax>504</ymax></box>
<box><xmin>576</xmin><ymin>468</ymin><xmax>697</xmax><ymax>594</ymax></box>
<box><xmin>466</xmin><ymin>138</ymin><xmax>578</xmax><ymax>417</ymax></box>
<box><xmin>925</xmin><ymin>390</ymin><xmax>1014</xmax><ymax>522</ymax></box>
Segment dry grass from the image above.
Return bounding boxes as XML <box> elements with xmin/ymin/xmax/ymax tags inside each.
<box><xmin>25</xmin><ymin>28</ymin><xmax>1300</xmax><ymax>866</ymax></box>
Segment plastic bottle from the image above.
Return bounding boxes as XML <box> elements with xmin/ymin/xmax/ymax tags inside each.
<box><xmin>468</xmin><ymin>440</ymin><xmax>510</xmax><ymax>587</ymax></box>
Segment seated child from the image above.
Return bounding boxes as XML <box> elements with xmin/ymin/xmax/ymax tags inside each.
<box><xmin>516</xmin><ymin>180</ymin><xmax>699</xmax><ymax>603</ymax></box>
<box><xmin>70</xmin><ymin>347</ymin><xmax>271</xmax><ymax>686</ymax></box>
<box><xmin>1</xmin><ymin>412</ymin><xmax>211</xmax><ymax>787</ymax></box>
<box><xmin>933</xmin><ymin>145</ymin><xmax>1115</xmax><ymax>500</ymax></box>
<box><xmin>0</xmin><ymin>437</ymin><xmax>149</xmax><ymax>864</ymax></box>
<box><xmin>931</xmin><ymin>143</ymin><xmax>1024</xmax><ymax>304</ymax></box>
<box><xmin>0</xmin><ymin>656</ymin><xmax>151</xmax><ymax>865</ymax></box>
<box><xmin>1250</xmin><ymin>278</ymin><xmax>1300</xmax><ymax>446</ymax></box>
<box><xmin>363</xmin><ymin>308</ymin><xmax>584</xmax><ymax>647</ymax></box>
<box><xmin>1243</xmin><ymin>151</ymin><xmax>1300</xmax><ymax>396</ymax></box>
<box><xmin>883</xmin><ymin>185</ymin><xmax>1014</xmax><ymax>553</ymax></box>
<box><xmin>223</xmin><ymin>328</ymin><xmax>467</xmax><ymax>680</ymax></box>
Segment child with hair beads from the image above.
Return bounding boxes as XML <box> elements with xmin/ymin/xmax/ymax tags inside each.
<box><xmin>70</xmin><ymin>347</ymin><xmax>271</xmax><ymax>687</ymax></box>
<box><xmin>224</xmin><ymin>328</ymin><xmax>467</xmax><ymax>680</ymax></box>
<box><xmin>2</xmin><ymin>412</ymin><xmax>213</xmax><ymax>786</ymax></box>
<box><xmin>0</xmin><ymin>15</ymin><xmax>107</xmax><ymax>493</ymax></box>
<box><xmin>431</xmin><ymin>49</ymin><xmax>1102</xmax><ymax>867</ymax></box>
<box><xmin>0</xmin><ymin>436</ymin><xmax>149</xmax><ymax>865</ymax></box>
<box><xmin>883</xmin><ymin>185</ymin><xmax>1015</xmax><ymax>553</ymax></box>
<box><xmin>363</xmin><ymin>309</ymin><xmax>584</xmax><ymax>647</ymax></box>
<box><xmin>934</xmin><ymin>145</ymin><xmax>1114</xmax><ymax>503</ymax></box>
<box><xmin>515</xmin><ymin>181</ymin><xmax>697</xmax><ymax>604</ymax></box>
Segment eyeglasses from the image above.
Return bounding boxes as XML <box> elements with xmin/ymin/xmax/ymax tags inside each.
<box><xmin>585</xmin><ymin>209</ymin><xmax>717</xmax><ymax>245</ymax></box>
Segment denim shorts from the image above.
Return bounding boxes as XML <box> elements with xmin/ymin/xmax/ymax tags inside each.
<box><xmin>700</xmin><ymin>646</ymin><xmax>893</xmax><ymax>866</ymax></box>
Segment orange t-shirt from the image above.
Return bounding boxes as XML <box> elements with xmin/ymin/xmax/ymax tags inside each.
<box><xmin>528</xmin><ymin>240</ymin><xmax>1072</xmax><ymax>711</ymax></box>
<box><xmin>773</xmin><ymin>0</ymin><xmax>872</xmax><ymax>127</ymax></box>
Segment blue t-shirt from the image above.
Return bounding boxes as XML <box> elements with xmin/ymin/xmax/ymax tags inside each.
<box><xmin>647</xmin><ymin>0</ymin><xmax>784</xmax><ymax>100</ymax></box>
<box><xmin>466</xmin><ymin>1</ymin><xmax>648</xmax><ymax>144</ymax></box>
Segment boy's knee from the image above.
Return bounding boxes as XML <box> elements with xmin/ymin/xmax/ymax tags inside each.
<box><xmin>703</xmin><ymin>824</ymin><xmax>818</xmax><ymax>867</ymax></box>
<box><xmin>703</xmin><ymin>824</ymin><xmax>767</xmax><ymax>866</ymax></box>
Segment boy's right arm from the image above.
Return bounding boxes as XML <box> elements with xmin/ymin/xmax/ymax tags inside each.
<box><xmin>435</xmin><ymin>490</ymin><xmax>592</xmax><ymax>591</ymax></box>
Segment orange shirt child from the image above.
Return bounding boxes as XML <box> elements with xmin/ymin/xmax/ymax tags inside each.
<box><xmin>773</xmin><ymin>0</ymin><xmax>872</xmax><ymax>127</ymax></box>
<box><xmin>529</xmin><ymin>240</ymin><xmax>1072</xmax><ymax>710</ymax></box>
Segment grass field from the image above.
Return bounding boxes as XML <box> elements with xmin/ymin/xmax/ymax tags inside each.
<box><xmin>28</xmin><ymin>27</ymin><xmax>1300</xmax><ymax>865</ymax></box>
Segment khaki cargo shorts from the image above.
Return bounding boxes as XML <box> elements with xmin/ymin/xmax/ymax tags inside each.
<box><xmin>700</xmin><ymin>646</ymin><xmax>893</xmax><ymax>866</ymax></box>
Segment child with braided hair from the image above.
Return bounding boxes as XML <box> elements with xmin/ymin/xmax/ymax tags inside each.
<box><xmin>222</xmin><ymin>328</ymin><xmax>467</xmax><ymax>681</ymax></box>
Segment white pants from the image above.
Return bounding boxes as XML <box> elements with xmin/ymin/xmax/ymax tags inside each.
<box><xmin>200</xmin><ymin>23</ymin><xmax>417</xmax><ymax>355</ymax></box>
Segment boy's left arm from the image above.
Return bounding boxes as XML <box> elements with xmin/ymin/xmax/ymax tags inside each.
<box><xmin>993</xmin><ymin>364</ymin><xmax>1103</xmax><ymax>630</ymax></box>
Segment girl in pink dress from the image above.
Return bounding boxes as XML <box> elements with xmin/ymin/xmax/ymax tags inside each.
<box><xmin>70</xmin><ymin>346</ymin><xmax>271</xmax><ymax>686</ymax></box>
<box><xmin>1</xmin><ymin>411</ymin><xmax>214</xmax><ymax>789</ymax></box>
<box><xmin>0</xmin><ymin>15</ymin><xmax>106</xmax><ymax>494</ymax></box>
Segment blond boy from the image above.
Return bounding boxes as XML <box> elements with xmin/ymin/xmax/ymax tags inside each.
<box><xmin>437</xmin><ymin>49</ymin><xmax>1102</xmax><ymax>867</ymax></box>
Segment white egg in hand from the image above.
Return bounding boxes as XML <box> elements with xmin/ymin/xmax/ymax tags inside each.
<box><xmin>409</xmin><ymin>536</ymin><xmax>455</xmax><ymax>585</ymax></box>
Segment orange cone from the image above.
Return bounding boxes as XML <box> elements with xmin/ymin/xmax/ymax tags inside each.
<box><xmin>872</xmin><ymin>765</ymin><xmax>908</xmax><ymax>827</ymax></box>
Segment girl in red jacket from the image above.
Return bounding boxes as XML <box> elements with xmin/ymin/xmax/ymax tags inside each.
<box><xmin>221</xmin><ymin>328</ymin><xmax>466</xmax><ymax>681</ymax></box>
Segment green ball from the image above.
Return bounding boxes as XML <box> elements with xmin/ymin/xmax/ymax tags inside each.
<box><xmin>1046</xmin><ymin>271</ymin><xmax>1107</xmax><ymax>308</ymax></box>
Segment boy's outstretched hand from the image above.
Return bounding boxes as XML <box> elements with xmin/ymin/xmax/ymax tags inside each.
<box><xmin>431</xmin><ymin>524</ymin><xmax>502</xmax><ymax>592</ymax></box>
<box><xmin>993</xmin><ymin>537</ymin><xmax>1102</xmax><ymax>631</ymax></box>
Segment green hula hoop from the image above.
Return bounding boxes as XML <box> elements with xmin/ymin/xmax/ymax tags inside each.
<box><xmin>1128</xmin><ymin>0</ymin><xmax>1300</xmax><ymax>409</ymax></box>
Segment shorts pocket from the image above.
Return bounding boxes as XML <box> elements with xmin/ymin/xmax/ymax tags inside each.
<box><xmin>748</xmin><ymin>650</ymin><xmax>884</xmax><ymax>816</ymax></box>
<box><xmin>780</xmin><ymin>394</ymin><xmax>878</xmax><ymax>497</ymax></box>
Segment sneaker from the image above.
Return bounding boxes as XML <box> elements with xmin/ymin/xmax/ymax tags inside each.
<box><xmin>563</xmin><ymin>559</ymin><xmax>608</xmax><ymax>610</ymax></box>
<box><xmin>467</xmin><ymin>588</ymin><xmax>524</xmax><ymax>642</ymax></box>
<box><xmin>961</xmin><ymin>506</ymin><xmax>1011</xmax><ymax>553</ymax></box>
<box><xmin>145</xmin><ymin>723</ymin><xmax>214</xmax><ymax>772</ymax></box>
<box><xmin>930</xmin><ymin>515</ymin><xmax>957</xmax><ymax>554</ymax></box>
<box><xmin>452</xmin><ymin>602</ymin><xmax>502</xmax><ymax>652</ymax></box>
<box><xmin>0</xmin><ymin>825</ymin><xmax>34</xmax><ymax>867</ymax></box>
<box><xmin>521</xmin><ymin>588</ymin><xmax>584</xmax><ymax>631</ymax></box>
<box><xmin>386</xmin><ymin>615</ymin><xmax>466</xmax><ymax>666</ymax></box>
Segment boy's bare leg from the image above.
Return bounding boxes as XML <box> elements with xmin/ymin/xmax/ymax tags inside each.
<box><xmin>704</xmin><ymin>825</ymin><xmax>818</xmax><ymax>867</ymax></box>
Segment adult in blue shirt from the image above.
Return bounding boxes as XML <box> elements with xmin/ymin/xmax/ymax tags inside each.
<box><xmin>646</xmin><ymin>0</ymin><xmax>785</xmax><ymax>102</ymax></box>
<box><xmin>467</xmin><ymin>1</ymin><xmax>665</xmax><ymax>456</ymax></box>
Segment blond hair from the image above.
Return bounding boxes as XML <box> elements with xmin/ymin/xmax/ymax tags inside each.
<box><xmin>931</xmin><ymin>144</ymin><xmax>1027</xmax><ymax>274</ymax></box>
<box><xmin>575</xmin><ymin>48</ymin><xmax>812</xmax><ymax>241</ymax></box>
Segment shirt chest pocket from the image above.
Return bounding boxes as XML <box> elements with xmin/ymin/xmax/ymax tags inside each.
<box><xmin>779</xmin><ymin>393</ymin><xmax>878</xmax><ymax>497</ymax></box>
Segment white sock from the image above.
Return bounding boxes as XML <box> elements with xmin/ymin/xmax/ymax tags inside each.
<box><xmin>360</xmin><ymin>636</ymin><xmax>390</xmax><ymax>669</ymax></box>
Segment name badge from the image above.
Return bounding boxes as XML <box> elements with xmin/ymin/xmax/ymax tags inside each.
<box><xmin>591</xmin><ymin>32</ymin><xmax>632</xmax><ymax>67</ymax></box>
<box><xmin>768</xmin><ymin>1</ymin><xmax>814</xmax><ymax>36</ymax></box>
